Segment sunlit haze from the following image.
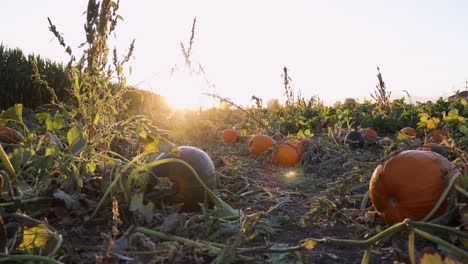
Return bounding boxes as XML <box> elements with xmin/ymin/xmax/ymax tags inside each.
<box><xmin>3</xmin><ymin>1</ymin><xmax>468</xmax><ymax>108</ymax></box>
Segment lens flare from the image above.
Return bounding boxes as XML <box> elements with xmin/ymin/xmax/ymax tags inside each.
<box><xmin>284</xmin><ymin>170</ymin><xmax>297</xmax><ymax>179</ymax></box>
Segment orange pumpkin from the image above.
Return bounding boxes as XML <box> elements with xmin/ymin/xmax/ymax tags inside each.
<box><xmin>399</xmin><ymin>127</ymin><xmax>416</xmax><ymax>138</ymax></box>
<box><xmin>369</xmin><ymin>150</ymin><xmax>459</xmax><ymax>225</ymax></box>
<box><xmin>0</xmin><ymin>127</ymin><xmax>24</xmax><ymax>144</ymax></box>
<box><xmin>360</xmin><ymin>128</ymin><xmax>378</xmax><ymax>141</ymax></box>
<box><xmin>431</xmin><ymin>129</ymin><xmax>450</xmax><ymax>143</ymax></box>
<box><xmin>272</xmin><ymin>140</ymin><xmax>305</xmax><ymax>167</ymax></box>
<box><xmin>248</xmin><ymin>135</ymin><xmax>276</xmax><ymax>156</ymax></box>
<box><xmin>221</xmin><ymin>129</ymin><xmax>240</xmax><ymax>144</ymax></box>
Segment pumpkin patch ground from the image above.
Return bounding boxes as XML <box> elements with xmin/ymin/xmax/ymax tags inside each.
<box><xmin>1</xmin><ymin>2</ymin><xmax>467</xmax><ymax>263</ymax></box>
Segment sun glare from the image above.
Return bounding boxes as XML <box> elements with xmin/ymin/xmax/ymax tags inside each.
<box><xmin>156</xmin><ymin>69</ymin><xmax>215</xmax><ymax>110</ymax></box>
<box><xmin>285</xmin><ymin>170</ymin><xmax>297</xmax><ymax>180</ymax></box>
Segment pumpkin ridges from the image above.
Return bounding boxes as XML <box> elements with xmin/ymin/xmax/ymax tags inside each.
<box><xmin>221</xmin><ymin>129</ymin><xmax>240</xmax><ymax>143</ymax></box>
<box><xmin>0</xmin><ymin>127</ymin><xmax>24</xmax><ymax>144</ymax></box>
<box><xmin>360</xmin><ymin>128</ymin><xmax>378</xmax><ymax>140</ymax></box>
<box><xmin>272</xmin><ymin>140</ymin><xmax>304</xmax><ymax>167</ymax></box>
<box><xmin>369</xmin><ymin>150</ymin><xmax>458</xmax><ymax>225</ymax></box>
<box><xmin>248</xmin><ymin>135</ymin><xmax>276</xmax><ymax>156</ymax></box>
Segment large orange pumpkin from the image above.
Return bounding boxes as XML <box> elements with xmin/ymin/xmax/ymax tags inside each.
<box><xmin>272</xmin><ymin>140</ymin><xmax>304</xmax><ymax>167</ymax></box>
<box><xmin>399</xmin><ymin>127</ymin><xmax>416</xmax><ymax>138</ymax></box>
<box><xmin>0</xmin><ymin>127</ymin><xmax>24</xmax><ymax>144</ymax></box>
<box><xmin>248</xmin><ymin>135</ymin><xmax>276</xmax><ymax>156</ymax></box>
<box><xmin>360</xmin><ymin>128</ymin><xmax>378</xmax><ymax>142</ymax></box>
<box><xmin>369</xmin><ymin>150</ymin><xmax>459</xmax><ymax>225</ymax></box>
<box><xmin>431</xmin><ymin>129</ymin><xmax>450</xmax><ymax>143</ymax></box>
<box><xmin>221</xmin><ymin>129</ymin><xmax>240</xmax><ymax>143</ymax></box>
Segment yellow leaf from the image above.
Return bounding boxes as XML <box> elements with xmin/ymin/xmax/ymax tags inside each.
<box><xmin>300</xmin><ymin>239</ymin><xmax>319</xmax><ymax>250</ymax></box>
<box><xmin>419</xmin><ymin>248</ymin><xmax>444</xmax><ymax>264</ymax></box>
<box><xmin>397</xmin><ymin>131</ymin><xmax>410</xmax><ymax>141</ymax></box>
<box><xmin>19</xmin><ymin>224</ymin><xmax>60</xmax><ymax>255</ymax></box>
<box><xmin>426</xmin><ymin>119</ymin><xmax>436</xmax><ymax>130</ymax></box>
<box><xmin>420</xmin><ymin>113</ymin><xmax>430</xmax><ymax>120</ymax></box>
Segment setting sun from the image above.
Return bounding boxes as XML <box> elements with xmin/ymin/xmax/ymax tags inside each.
<box><xmin>155</xmin><ymin>67</ymin><xmax>217</xmax><ymax>110</ymax></box>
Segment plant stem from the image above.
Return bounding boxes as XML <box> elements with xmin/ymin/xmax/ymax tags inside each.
<box><xmin>0</xmin><ymin>144</ymin><xmax>17</xmax><ymax>184</ymax></box>
<box><xmin>0</xmin><ymin>197</ymin><xmax>52</xmax><ymax>207</ymax></box>
<box><xmin>413</xmin><ymin>228</ymin><xmax>468</xmax><ymax>259</ymax></box>
<box><xmin>454</xmin><ymin>185</ymin><xmax>468</xmax><ymax>197</ymax></box>
<box><xmin>0</xmin><ymin>253</ymin><xmax>63</xmax><ymax>264</ymax></box>
<box><xmin>413</xmin><ymin>221</ymin><xmax>468</xmax><ymax>239</ymax></box>
<box><xmin>89</xmin><ymin>151</ymin><xmax>151</xmax><ymax>222</ymax></box>
<box><xmin>422</xmin><ymin>171</ymin><xmax>460</xmax><ymax>222</ymax></box>
<box><xmin>134</xmin><ymin>227</ymin><xmax>224</xmax><ymax>251</ymax></box>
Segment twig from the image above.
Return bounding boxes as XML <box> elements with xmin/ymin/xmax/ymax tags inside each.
<box><xmin>204</xmin><ymin>93</ymin><xmax>269</xmax><ymax>130</ymax></box>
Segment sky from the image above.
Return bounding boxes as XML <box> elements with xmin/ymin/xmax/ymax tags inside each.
<box><xmin>2</xmin><ymin>1</ymin><xmax>468</xmax><ymax>108</ymax></box>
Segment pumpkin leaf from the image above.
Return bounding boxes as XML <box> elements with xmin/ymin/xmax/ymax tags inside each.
<box><xmin>0</xmin><ymin>104</ymin><xmax>23</xmax><ymax>126</ymax></box>
<box><xmin>270</xmin><ymin>243</ymin><xmax>300</xmax><ymax>264</ymax></box>
<box><xmin>18</xmin><ymin>223</ymin><xmax>62</xmax><ymax>256</ymax></box>
<box><xmin>53</xmin><ymin>189</ymin><xmax>81</xmax><ymax>211</ymax></box>
<box><xmin>129</xmin><ymin>193</ymin><xmax>154</xmax><ymax>224</ymax></box>
<box><xmin>240</xmin><ymin>212</ymin><xmax>263</xmax><ymax>240</ymax></box>
<box><xmin>67</xmin><ymin>126</ymin><xmax>86</xmax><ymax>155</ymax></box>
<box><xmin>397</xmin><ymin>131</ymin><xmax>410</xmax><ymax>141</ymax></box>
<box><xmin>459</xmin><ymin>125</ymin><xmax>468</xmax><ymax>136</ymax></box>
<box><xmin>300</xmin><ymin>238</ymin><xmax>319</xmax><ymax>250</ymax></box>
<box><xmin>418</xmin><ymin>248</ymin><xmax>444</xmax><ymax>264</ymax></box>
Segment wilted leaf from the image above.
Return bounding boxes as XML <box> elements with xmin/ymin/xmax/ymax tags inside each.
<box><xmin>300</xmin><ymin>238</ymin><xmax>318</xmax><ymax>250</ymax></box>
<box><xmin>18</xmin><ymin>223</ymin><xmax>61</xmax><ymax>256</ymax></box>
<box><xmin>270</xmin><ymin>243</ymin><xmax>300</xmax><ymax>264</ymax></box>
<box><xmin>418</xmin><ymin>248</ymin><xmax>443</xmax><ymax>264</ymax></box>
<box><xmin>129</xmin><ymin>193</ymin><xmax>154</xmax><ymax>224</ymax></box>
<box><xmin>158</xmin><ymin>213</ymin><xmax>180</xmax><ymax>234</ymax></box>
<box><xmin>53</xmin><ymin>189</ymin><xmax>81</xmax><ymax>210</ymax></box>
<box><xmin>241</xmin><ymin>212</ymin><xmax>263</xmax><ymax>240</ymax></box>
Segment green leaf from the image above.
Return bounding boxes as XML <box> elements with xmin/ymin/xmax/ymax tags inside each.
<box><xmin>36</xmin><ymin>112</ymin><xmax>51</xmax><ymax>123</ymax></box>
<box><xmin>45</xmin><ymin>146</ymin><xmax>58</xmax><ymax>157</ymax></box>
<box><xmin>270</xmin><ymin>243</ymin><xmax>300</xmax><ymax>264</ymax></box>
<box><xmin>67</xmin><ymin>126</ymin><xmax>86</xmax><ymax>155</ymax></box>
<box><xmin>1</xmin><ymin>104</ymin><xmax>23</xmax><ymax>125</ymax></box>
<box><xmin>85</xmin><ymin>162</ymin><xmax>96</xmax><ymax>174</ymax></box>
<box><xmin>459</xmin><ymin>125</ymin><xmax>468</xmax><ymax>136</ymax></box>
